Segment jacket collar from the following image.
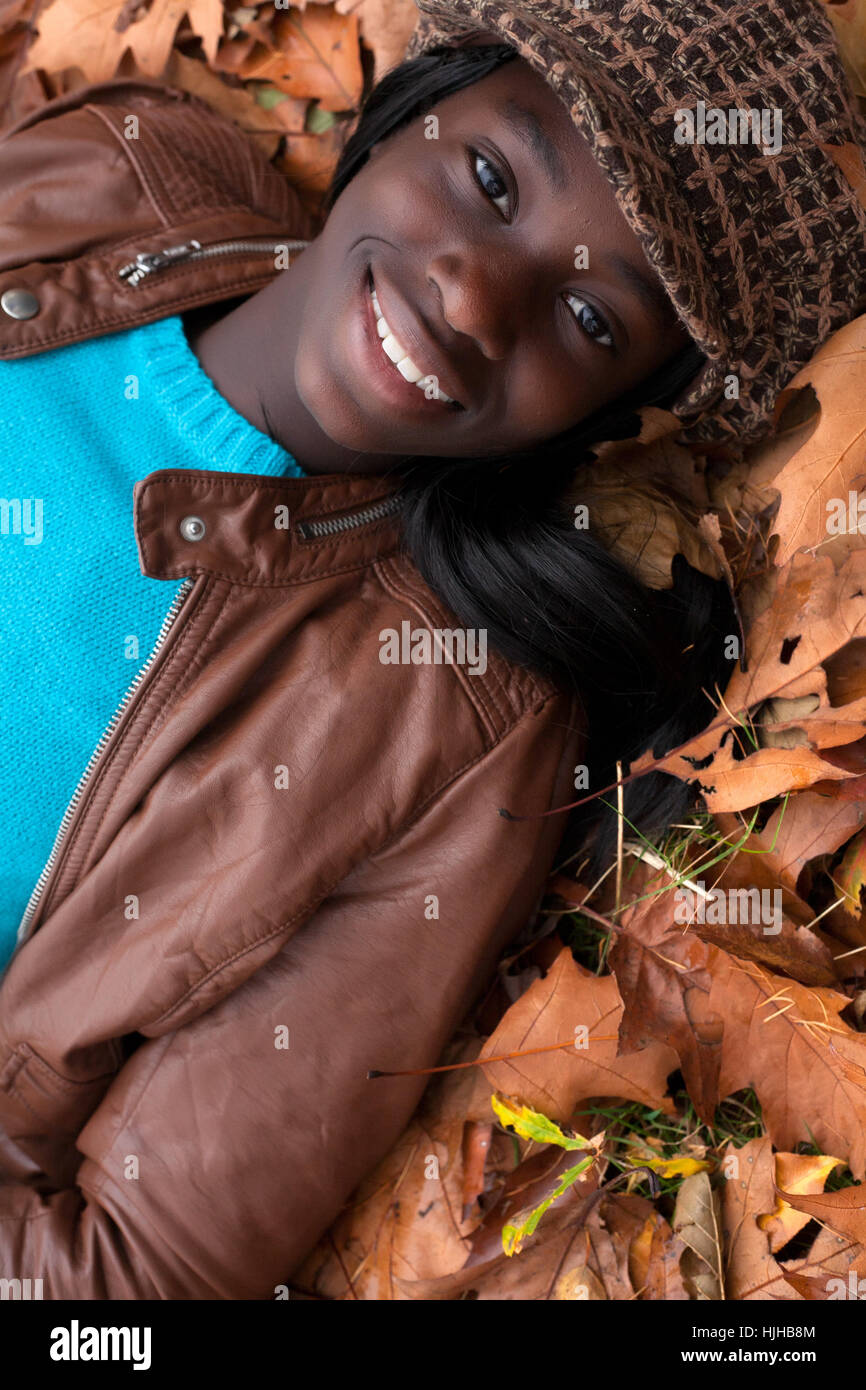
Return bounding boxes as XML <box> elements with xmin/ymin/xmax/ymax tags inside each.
<box><xmin>134</xmin><ymin>468</ymin><xmax>405</xmax><ymax>586</ymax></box>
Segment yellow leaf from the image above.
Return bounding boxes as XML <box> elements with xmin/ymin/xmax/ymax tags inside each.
<box><xmin>757</xmin><ymin>1151</ymin><xmax>843</xmax><ymax>1253</ymax></box>
<box><xmin>490</xmin><ymin>1093</ymin><xmax>593</xmax><ymax>1152</ymax></box>
<box><xmin>837</xmin><ymin>827</ymin><xmax>866</xmax><ymax>919</ymax></box>
<box><xmin>629</xmin><ymin>1154</ymin><xmax>713</xmax><ymax>1179</ymax></box>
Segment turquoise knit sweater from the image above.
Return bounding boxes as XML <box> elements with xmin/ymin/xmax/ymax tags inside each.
<box><xmin>0</xmin><ymin>314</ymin><xmax>304</xmax><ymax>972</ymax></box>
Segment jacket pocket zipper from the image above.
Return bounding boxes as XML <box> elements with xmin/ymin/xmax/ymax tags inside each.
<box><xmin>295</xmin><ymin>493</ymin><xmax>403</xmax><ymax>540</ymax></box>
<box><xmin>117</xmin><ymin>237</ymin><xmax>309</xmax><ymax>287</ymax></box>
<box><xmin>14</xmin><ymin>577</ymin><xmax>197</xmax><ymax>951</ymax></box>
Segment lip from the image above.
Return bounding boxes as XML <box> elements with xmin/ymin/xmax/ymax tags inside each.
<box><xmin>356</xmin><ymin>265</ymin><xmax>466</xmax><ymax>416</ymax></box>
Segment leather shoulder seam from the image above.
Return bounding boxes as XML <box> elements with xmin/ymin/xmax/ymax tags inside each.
<box><xmin>86</xmin><ymin>104</ymin><xmax>171</xmax><ymax>226</ymax></box>
<box><xmin>375</xmin><ymin>553</ymin><xmax>556</xmax><ymax>731</ymax></box>
<box><xmin>373</xmin><ymin>556</ymin><xmax>504</xmax><ymax>741</ymax></box>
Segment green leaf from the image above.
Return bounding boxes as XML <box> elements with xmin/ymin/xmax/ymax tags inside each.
<box><xmin>501</xmin><ymin>1158</ymin><xmax>595</xmax><ymax>1256</ymax></box>
<box><xmin>255</xmin><ymin>86</ymin><xmax>290</xmax><ymax>111</ymax></box>
<box><xmin>305</xmin><ymin>104</ymin><xmax>338</xmax><ymax>134</ymax></box>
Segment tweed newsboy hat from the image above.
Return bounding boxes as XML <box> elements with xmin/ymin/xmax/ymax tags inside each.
<box><xmin>406</xmin><ymin>0</ymin><xmax>866</xmax><ymax>445</ymax></box>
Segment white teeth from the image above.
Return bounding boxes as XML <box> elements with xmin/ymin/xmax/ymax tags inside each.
<box><xmin>381</xmin><ymin>332</ymin><xmax>405</xmax><ymax>365</ymax></box>
<box><xmin>369</xmin><ymin>280</ymin><xmax>456</xmax><ymax>405</ymax></box>
<box><xmin>396</xmin><ymin>357</ymin><xmax>424</xmax><ymax>383</ymax></box>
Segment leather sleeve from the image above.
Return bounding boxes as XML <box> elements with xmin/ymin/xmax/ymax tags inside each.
<box><xmin>0</xmin><ymin>696</ymin><xmax>580</xmax><ymax>1298</ymax></box>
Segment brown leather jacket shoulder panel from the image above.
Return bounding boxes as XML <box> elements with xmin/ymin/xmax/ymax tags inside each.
<box><xmin>0</xmin><ymin>78</ymin><xmax>316</xmax><ymax>357</ymax></box>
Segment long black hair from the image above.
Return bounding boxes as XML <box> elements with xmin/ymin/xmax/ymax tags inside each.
<box><xmin>327</xmin><ymin>44</ymin><xmax>736</xmax><ymax>867</ymax></box>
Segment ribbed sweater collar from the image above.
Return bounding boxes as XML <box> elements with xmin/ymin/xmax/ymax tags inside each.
<box><xmin>134</xmin><ymin>314</ymin><xmax>303</xmax><ymax>478</ymax></box>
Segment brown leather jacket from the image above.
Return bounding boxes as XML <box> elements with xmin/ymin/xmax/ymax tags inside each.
<box><xmin>0</xmin><ymin>79</ymin><xmax>583</xmax><ymax>1297</ymax></box>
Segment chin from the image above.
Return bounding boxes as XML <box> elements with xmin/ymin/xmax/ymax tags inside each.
<box><xmin>296</xmin><ymin>359</ymin><xmax>403</xmax><ymax>457</ymax></box>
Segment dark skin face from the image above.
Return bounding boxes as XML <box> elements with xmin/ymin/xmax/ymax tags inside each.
<box><xmin>186</xmin><ymin>57</ymin><xmax>689</xmax><ymax>475</ymax></box>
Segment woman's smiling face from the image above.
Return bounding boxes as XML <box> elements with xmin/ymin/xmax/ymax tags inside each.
<box><xmin>293</xmin><ymin>54</ymin><xmax>690</xmax><ymax>460</ymax></box>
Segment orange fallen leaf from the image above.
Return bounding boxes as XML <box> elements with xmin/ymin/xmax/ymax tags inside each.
<box><xmin>837</xmin><ymin>826</ymin><xmax>866</xmax><ymax>919</ymax></box>
<box><xmin>635</xmin><ymin>550</ymin><xmax>866</xmax><ymax>809</ymax></box>
<box><xmin>721</xmin><ymin>1137</ymin><xmax>798</xmax><ymax>1299</ymax></box>
<box><xmin>763</xmin><ymin>316</ymin><xmax>866</xmax><ymax>568</ymax></box>
<box><xmin>335</xmin><ymin>0</ymin><xmax>418</xmax><ymax>82</ymax></box>
<box><xmin>820</xmin><ymin>0</ymin><xmax>866</xmax><ymax>97</ymax></box>
<box><xmin>478</xmin><ymin>947</ymin><xmax>679</xmax><ymax>1123</ymax></box>
<box><xmin>711</xmin><ymin>954</ymin><xmax>866</xmax><ymax>1177</ymax></box>
<box><xmin>757</xmin><ymin>1151</ymin><xmax>843</xmax><ymax>1252</ymax></box>
<box><xmin>23</xmin><ymin>0</ymin><xmax>224</xmax><ymax>81</ymax></box>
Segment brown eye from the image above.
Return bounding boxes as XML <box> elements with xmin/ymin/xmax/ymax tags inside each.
<box><xmin>564</xmin><ymin>292</ymin><xmax>614</xmax><ymax>348</ymax></box>
<box><xmin>471</xmin><ymin>151</ymin><xmax>511</xmax><ymax>217</ymax></box>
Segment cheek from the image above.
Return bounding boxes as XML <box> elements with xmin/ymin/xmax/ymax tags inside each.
<box><xmin>503</xmin><ymin>350</ymin><xmax>600</xmax><ymax>441</ymax></box>
<box><xmin>348</xmin><ymin>138</ymin><xmax>453</xmax><ymax>245</ymax></box>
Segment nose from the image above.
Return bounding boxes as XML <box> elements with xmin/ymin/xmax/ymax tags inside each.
<box><xmin>425</xmin><ymin>249</ymin><xmax>520</xmax><ymax>360</ymax></box>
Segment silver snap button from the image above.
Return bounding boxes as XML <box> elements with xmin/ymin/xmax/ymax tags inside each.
<box><xmin>179</xmin><ymin>515</ymin><xmax>206</xmax><ymax>542</ymax></box>
<box><xmin>1</xmin><ymin>288</ymin><xmax>40</xmax><ymax>320</ymax></box>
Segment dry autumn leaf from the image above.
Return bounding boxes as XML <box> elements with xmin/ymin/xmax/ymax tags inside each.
<box><xmin>23</xmin><ymin>0</ymin><xmax>224</xmax><ymax>81</ymax></box>
<box><xmin>672</xmin><ymin>1170</ymin><xmax>724</xmax><ymax>1300</ymax></box>
<box><xmin>161</xmin><ymin>48</ymin><xmax>308</xmax><ymax>156</ymax></box>
<box><xmin>759</xmin><ymin>316</ymin><xmax>866</xmax><ymax>567</ymax></box>
<box><xmin>722</xmin><ymin>1145</ymin><xmax>861</xmax><ymax>1304</ymax></box>
<box><xmin>837</xmin><ymin>826</ymin><xmax>866</xmax><ymax>919</ymax></box>
<box><xmin>609</xmin><ymin>875</ymin><xmax>723</xmax><ymax>1121</ymax></box>
<box><xmin>711</xmin><ymin>954</ymin><xmax>866</xmax><ymax>1177</ymax></box>
<box><xmin>721</xmin><ymin>1137</ymin><xmax>803</xmax><ymax>1299</ymax></box>
<box><xmin>683</xmin><ymin>883</ymin><xmax>837</xmax><ymax>989</ymax></box>
<box><xmin>294</xmin><ymin>1034</ymin><xmax>496</xmax><ymax>1300</ymax></box>
<box><xmin>635</xmin><ymin>550</ymin><xmax>866</xmax><ymax>810</ymax></box>
<box><xmin>569</xmin><ymin>407</ymin><xmax>722</xmax><ymax>590</ymax></box>
<box><xmin>335</xmin><ymin>0</ymin><xmax>418</xmax><ymax>82</ymax></box>
<box><xmin>278</xmin><ymin>122</ymin><xmax>346</xmax><ymax>199</ymax></box>
<box><xmin>758</xmin><ymin>1151</ymin><xmax>843</xmax><ymax>1252</ymax></box>
<box><xmin>715</xmin><ymin>789</ymin><xmax>865</xmax><ymax>900</ymax></box>
<box><xmin>780</xmin><ymin>1218</ymin><xmax>865</xmax><ymax>1298</ymax></box>
<box><xmin>215</xmin><ymin>5</ymin><xmax>363</xmax><ymax>109</ymax></box>
<box><xmin>478</xmin><ymin>947</ymin><xmax>680</xmax><ymax>1124</ymax></box>
<box><xmin>777</xmin><ymin>1177</ymin><xmax>866</xmax><ymax>1249</ymax></box>
<box><xmin>642</xmin><ymin>1215</ymin><xmax>690</xmax><ymax>1300</ymax></box>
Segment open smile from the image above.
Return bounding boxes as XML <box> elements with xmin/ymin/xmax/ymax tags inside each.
<box><xmin>370</xmin><ymin>284</ymin><xmax>455</xmax><ymax>404</ymax></box>
<box><xmin>358</xmin><ymin>267</ymin><xmax>465</xmax><ymax>416</ymax></box>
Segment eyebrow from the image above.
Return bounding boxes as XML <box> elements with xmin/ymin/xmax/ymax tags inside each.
<box><xmin>501</xmin><ymin>100</ymin><xmax>570</xmax><ymax>195</ymax></box>
<box><xmin>602</xmin><ymin>251</ymin><xmax>677</xmax><ymax>330</ymax></box>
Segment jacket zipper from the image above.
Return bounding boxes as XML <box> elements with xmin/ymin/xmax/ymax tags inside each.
<box><xmin>117</xmin><ymin>237</ymin><xmax>309</xmax><ymax>287</ymax></box>
<box><xmin>14</xmin><ymin>477</ymin><xmax>401</xmax><ymax>948</ymax></box>
<box><xmin>295</xmin><ymin>493</ymin><xmax>403</xmax><ymax>540</ymax></box>
<box><xmin>14</xmin><ymin>576</ymin><xmax>197</xmax><ymax>950</ymax></box>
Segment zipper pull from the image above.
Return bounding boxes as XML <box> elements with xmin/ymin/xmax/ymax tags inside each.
<box><xmin>118</xmin><ymin>240</ymin><xmax>202</xmax><ymax>286</ymax></box>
